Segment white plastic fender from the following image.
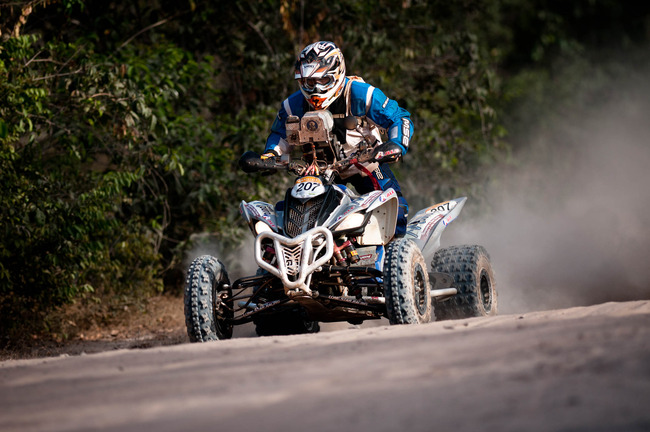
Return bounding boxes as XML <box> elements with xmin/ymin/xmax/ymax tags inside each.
<box><xmin>405</xmin><ymin>197</ymin><xmax>467</xmax><ymax>260</ymax></box>
<box><xmin>240</xmin><ymin>200</ymin><xmax>279</xmax><ymax>232</ymax></box>
<box><xmin>328</xmin><ymin>188</ymin><xmax>399</xmax><ymax>246</ymax></box>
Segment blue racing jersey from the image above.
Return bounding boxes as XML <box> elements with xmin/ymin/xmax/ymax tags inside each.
<box><xmin>265</xmin><ymin>77</ymin><xmax>413</xmax><ymax>157</ymax></box>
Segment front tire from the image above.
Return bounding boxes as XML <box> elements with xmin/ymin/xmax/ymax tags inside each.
<box><xmin>184</xmin><ymin>255</ymin><xmax>234</xmax><ymax>342</ymax></box>
<box><xmin>384</xmin><ymin>238</ymin><xmax>433</xmax><ymax>324</ymax></box>
<box><xmin>430</xmin><ymin>245</ymin><xmax>497</xmax><ymax>320</ymax></box>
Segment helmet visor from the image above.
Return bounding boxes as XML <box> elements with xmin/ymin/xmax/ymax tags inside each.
<box><xmin>299</xmin><ymin>76</ymin><xmax>334</xmax><ymax>93</ymax></box>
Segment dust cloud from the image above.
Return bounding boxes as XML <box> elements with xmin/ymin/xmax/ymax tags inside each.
<box><xmin>445</xmin><ymin>65</ymin><xmax>650</xmax><ymax>313</ymax></box>
<box><xmin>183</xmin><ymin>233</ymin><xmax>257</xmax><ymax>281</ymax></box>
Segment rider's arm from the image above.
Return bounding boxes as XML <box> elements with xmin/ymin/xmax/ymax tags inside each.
<box><xmin>265</xmin><ymin>91</ymin><xmax>306</xmax><ymax>156</ymax></box>
<box><xmin>348</xmin><ymin>81</ymin><xmax>414</xmax><ymax>155</ymax></box>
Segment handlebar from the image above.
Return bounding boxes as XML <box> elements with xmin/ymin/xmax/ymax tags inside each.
<box><xmin>331</xmin><ymin>147</ymin><xmax>375</xmax><ymax>170</ymax></box>
<box><xmin>238</xmin><ymin>149</ymin><xmax>376</xmax><ymax>176</ymax></box>
<box><xmin>238</xmin><ymin>151</ymin><xmax>280</xmax><ymax>173</ymax></box>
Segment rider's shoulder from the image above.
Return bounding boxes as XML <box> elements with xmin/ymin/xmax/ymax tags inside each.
<box><xmin>280</xmin><ymin>91</ymin><xmax>308</xmax><ymax>117</ymax></box>
<box><xmin>347</xmin><ymin>78</ymin><xmax>385</xmax><ymax>102</ymax></box>
<box><xmin>287</xmin><ymin>90</ymin><xmax>303</xmax><ymax>102</ymax></box>
<box><xmin>347</xmin><ymin>77</ymin><xmax>372</xmax><ymax>94</ymax></box>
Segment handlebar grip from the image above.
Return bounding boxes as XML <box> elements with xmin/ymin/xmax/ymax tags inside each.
<box><xmin>372</xmin><ymin>143</ymin><xmax>403</xmax><ymax>163</ymax></box>
<box><xmin>239</xmin><ymin>151</ymin><xmax>279</xmax><ymax>173</ymax></box>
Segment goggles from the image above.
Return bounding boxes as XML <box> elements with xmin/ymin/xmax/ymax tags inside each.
<box><xmin>299</xmin><ymin>76</ymin><xmax>334</xmax><ymax>92</ymax></box>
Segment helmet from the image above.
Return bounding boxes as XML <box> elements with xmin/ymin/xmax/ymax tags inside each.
<box><xmin>294</xmin><ymin>41</ymin><xmax>346</xmax><ymax>110</ymax></box>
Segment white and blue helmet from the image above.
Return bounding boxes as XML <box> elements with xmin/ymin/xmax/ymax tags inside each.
<box><xmin>294</xmin><ymin>41</ymin><xmax>346</xmax><ymax>110</ymax></box>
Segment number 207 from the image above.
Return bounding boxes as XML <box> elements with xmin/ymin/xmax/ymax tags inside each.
<box><xmin>296</xmin><ymin>182</ymin><xmax>318</xmax><ymax>192</ymax></box>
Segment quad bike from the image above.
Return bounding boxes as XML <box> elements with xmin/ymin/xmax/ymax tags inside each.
<box><xmin>184</xmin><ymin>110</ymin><xmax>497</xmax><ymax>342</ymax></box>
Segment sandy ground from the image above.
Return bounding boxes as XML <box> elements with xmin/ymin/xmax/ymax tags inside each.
<box><xmin>1</xmin><ymin>300</ymin><xmax>648</xmax><ymax>432</ymax></box>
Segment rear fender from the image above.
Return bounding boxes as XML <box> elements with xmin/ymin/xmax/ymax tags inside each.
<box><xmin>406</xmin><ymin>197</ymin><xmax>467</xmax><ymax>259</ymax></box>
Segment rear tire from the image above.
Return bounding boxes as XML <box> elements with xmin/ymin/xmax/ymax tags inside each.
<box><xmin>184</xmin><ymin>255</ymin><xmax>234</xmax><ymax>342</ymax></box>
<box><xmin>431</xmin><ymin>245</ymin><xmax>497</xmax><ymax>320</ymax></box>
<box><xmin>384</xmin><ymin>238</ymin><xmax>433</xmax><ymax>324</ymax></box>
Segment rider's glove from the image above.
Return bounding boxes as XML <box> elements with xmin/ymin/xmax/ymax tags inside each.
<box><xmin>260</xmin><ymin>151</ymin><xmax>277</xmax><ymax>160</ymax></box>
<box><xmin>372</xmin><ymin>143</ymin><xmax>403</xmax><ymax>163</ymax></box>
<box><xmin>239</xmin><ymin>151</ymin><xmax>277</xmax><ymax>173</ymax></box>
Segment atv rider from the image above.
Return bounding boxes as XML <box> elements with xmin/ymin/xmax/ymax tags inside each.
<box><xmin>262</xmin><ymin>41</ymin><xmax>413</xmax><ymax>236</ymax></box>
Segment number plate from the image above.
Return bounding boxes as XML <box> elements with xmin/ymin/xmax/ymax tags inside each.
<box><xmin>424</xmin><ymin>200</ymin><xmax>457</xmax><ymax>214</ymax></box>
<box><xmin>291</xmin><ymin>176</ymin><xmax>326</xmax><ymax>199</ymax></box>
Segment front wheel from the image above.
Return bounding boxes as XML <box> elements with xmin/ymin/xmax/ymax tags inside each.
<box><xmin>430</xmin><ymin>245</ymin><xmax>497</xmax><ymax>320</ymax></box>
<box><xmin>184</xmin><ymin>255</ymin><xmax>234</xmax><ymax>342</ymax></box>
<box><xmin>384</xmin><ymin>238</ymin><xmax>433</xmax><ymax>324</ymax></box>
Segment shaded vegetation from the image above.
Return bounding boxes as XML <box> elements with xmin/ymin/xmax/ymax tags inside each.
<box><xmin>1</xmin><ymin>0</ymin><xmax>649</xmax><ymax>343</ymax></box>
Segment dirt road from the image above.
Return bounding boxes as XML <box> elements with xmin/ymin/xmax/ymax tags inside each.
<box><xmin>1</xmin><ymin>300</ymin><xmax>649</xmax><ymax>432</ymax></box>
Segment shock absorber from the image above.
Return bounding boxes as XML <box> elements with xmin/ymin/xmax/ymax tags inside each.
<box><xmin>333</xmin><ymin>239</ymin><xmax>349</xmax><ymax>265</ymax></box>
<box><xmin>345</xmin><ymin>242</ymin><xmax>360</xmax><ymax>264</ymax></box>
<box><xmin>334</xmin><ymin>239</ymin><xmax>360</xmax><ymax>265</ymax></box>
<box><xmin>333</xmin><ymin>245</ymin><xmax>346</xmax><ymax>265</ymax></box>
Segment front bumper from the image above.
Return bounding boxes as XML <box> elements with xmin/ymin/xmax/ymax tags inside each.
<box><xmin>254</xmin><ymin>226</ymin><xmax>334</xmax><ymax>296</ymax></box>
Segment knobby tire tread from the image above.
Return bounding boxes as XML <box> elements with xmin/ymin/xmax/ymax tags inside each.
<box><xmin>431</xmin><ymin>245</ymin><xmax>497</xmax><ymax>320</ymax></box>
<box><xmin>184</xmin><ymin>255</ymin><xmax>232</xmax><ymax>342</ymax></box>
<box><xmin>384</xmin><ymin>238</ymin><xmax>433</xmax><ymax>324</ymax></box>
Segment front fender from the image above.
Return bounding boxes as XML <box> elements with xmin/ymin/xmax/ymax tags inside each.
<box><xmin>328</xmin><ymin>188</ymin><xmax>399</xmax><ymax>245</ymax></box>
<box><xmin>240</xmin><ymin>200</ymin><xmax>279</xmax><ymax>233</ymax></box>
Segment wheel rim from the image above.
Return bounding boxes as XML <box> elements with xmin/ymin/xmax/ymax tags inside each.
<box><xmin>479</xmin><ymin>269</ymin><xmax>493</xmax><ymax>311</ymax></box>
<box><xmin>212</xmin><ymin>281</ymin><xmax>233</xmax><ymax>338</ymax></box>
<box><xmin>414</xmin><ymin>263</ymin><xmax>428</xmax><ymax>315</ymax></box>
